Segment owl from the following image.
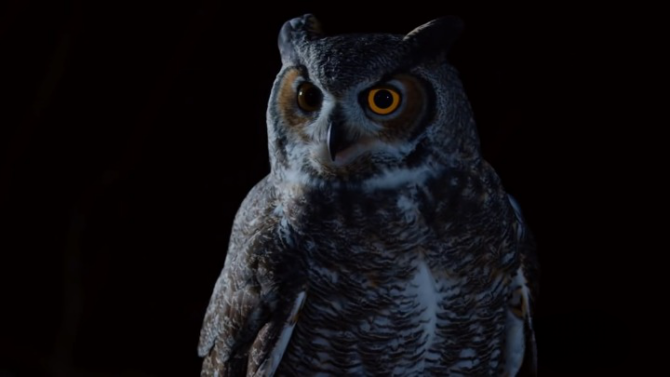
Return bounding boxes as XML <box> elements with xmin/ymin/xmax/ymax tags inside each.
<box><xmin>198</xmin><ymin>14</ymin><xmax>538</xmax><ymax>377</ymax></box>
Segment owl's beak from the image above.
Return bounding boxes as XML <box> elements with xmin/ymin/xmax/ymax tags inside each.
<box><xmin>327</xmin><ymin>121</ymin><xmax>354</xmax><ymax>162</ymax></box>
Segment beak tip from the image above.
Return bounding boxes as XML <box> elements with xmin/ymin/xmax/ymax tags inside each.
<box><xmin>326</xmin><ymin>123</ymin><xmax>336</xmax><ymax>162</ymax></box>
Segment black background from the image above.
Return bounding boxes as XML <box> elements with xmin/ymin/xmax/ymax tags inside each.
<box><xmin>1</xmin><ymin>1</ymin><xmax>644</xmax><ymax>376</ymax></box>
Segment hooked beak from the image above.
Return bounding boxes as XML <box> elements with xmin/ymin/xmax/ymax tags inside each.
<box><xmin>327</xmin><ymin>121</ymin><xmax>355</xmax><ymax>162</ymax></box>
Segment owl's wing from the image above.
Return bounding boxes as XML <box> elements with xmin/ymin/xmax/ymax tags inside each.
<box><xmin>504</xmin><ymin>195</ymin><xmax>539</xmax><ymax>377</ymax></box>
<box><xmin>198</xmin><ymin>178</ymin><xmax>306</xmax><ymax>377</ymax></box>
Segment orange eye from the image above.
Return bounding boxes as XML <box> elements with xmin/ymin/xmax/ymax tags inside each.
<box><xmin>297</xmin><ymin>82</ymin><xmax>322</xmax><ymax>112</ymax></box>
<box><xmin>367</xmin><ymin>87</ymin><xmax>401</xmax><ymax>115</ymax></box>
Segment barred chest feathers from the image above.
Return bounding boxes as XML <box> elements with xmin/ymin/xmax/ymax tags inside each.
<box><xmin>273</xmin><ymin>164</ymin><xmax>521</xmax><ymax>376</ymax></box>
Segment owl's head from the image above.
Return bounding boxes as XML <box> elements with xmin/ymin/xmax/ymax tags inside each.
<box><xmin>267</xmin><ymin>14</ymin><xmax>480</xmax><ymax>189</ymax></box>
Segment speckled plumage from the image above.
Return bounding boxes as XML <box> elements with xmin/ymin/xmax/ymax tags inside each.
<box><xmin>199</xmin><ymin>14</ymin><xmax>538</xmax><ymax>376</ymax></box>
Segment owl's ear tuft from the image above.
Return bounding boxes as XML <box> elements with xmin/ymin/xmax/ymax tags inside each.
<box><xmin>403</xmin><ymin>16</ymin><xmax>464</xmax><ymax>64</ymax></box>
<box><xmin>278</xmin><ymin>14</ymin><xmax>324</xmax><ymax>64</ymax></box>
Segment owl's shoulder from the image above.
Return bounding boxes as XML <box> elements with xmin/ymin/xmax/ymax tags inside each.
<box><xmin>199</xmin><ymin>175</ymin><xmax>306</xmax><ymax>375</ymax></box>
<box><xmin>233</xmin><ymin>175</ymin><xmax>276</xmax><ymax>226</ymax></box>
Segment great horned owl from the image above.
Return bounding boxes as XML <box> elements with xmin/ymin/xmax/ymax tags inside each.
<box><xmin>198</xmin><ymin>14</ymin><xmax>538</xmax><ymax>377</ymax></box>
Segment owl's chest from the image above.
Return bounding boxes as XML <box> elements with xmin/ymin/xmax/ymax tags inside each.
<box><xmin>278</xmin><ymin>187</ymin><xmax>513</xmax><ymax>374</ymax></box>
<box><xmin>290</xmin><ymin>186</ymin><xmax>466</xmax><ymax>286</ymax></box>
<box><xmin>283</xmin><ymin>243</ymin><xmax>510</xmax><ymax>375</ymax></box>
<box><xmin>298</xmin><ymin>189</ymin><xmax>433</xmax><ymax>253</ymax></box>
<box><xmin>285</xmin><ymin>180</ymin><xmax>515</xmax><ymax>278</ymax></box>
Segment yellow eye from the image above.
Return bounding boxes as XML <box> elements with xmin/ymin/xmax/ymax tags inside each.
<box><xmin>367</xmin><ymin>87</ymin><xmax>401</xmax><ymax>115</ymax></box>
<box><xmin>297</xmin><ymin>82</ymin><xmax>322</xmax><ymax>112</ymax></box>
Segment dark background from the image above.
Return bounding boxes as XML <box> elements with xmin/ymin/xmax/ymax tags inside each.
<box><xmin>1</xmin><ymin>1</ymin><xmax>644</xmax><ymax>376</ymax></box>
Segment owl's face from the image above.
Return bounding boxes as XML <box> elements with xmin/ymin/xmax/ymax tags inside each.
<box><xmin>267</xmin><ymin>15</ymin><xmax>479</xmax><ymax>187</ymax></box>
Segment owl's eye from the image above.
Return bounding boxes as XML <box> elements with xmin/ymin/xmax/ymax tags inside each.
<box><xmin>297</xmin><ymin>82</ymin><xmax>322</xmax><ymax>112</ymax></box>
<box><xmin>367</xmin><ymin>87</ymin><xmax>401</xmax><ymax>115</ymax></box>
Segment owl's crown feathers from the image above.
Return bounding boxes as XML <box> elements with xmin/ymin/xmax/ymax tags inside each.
<box><xmin>278</xmin><ymin>14</ymin><xmax>463</xmax><ymax>67</ymax></box>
